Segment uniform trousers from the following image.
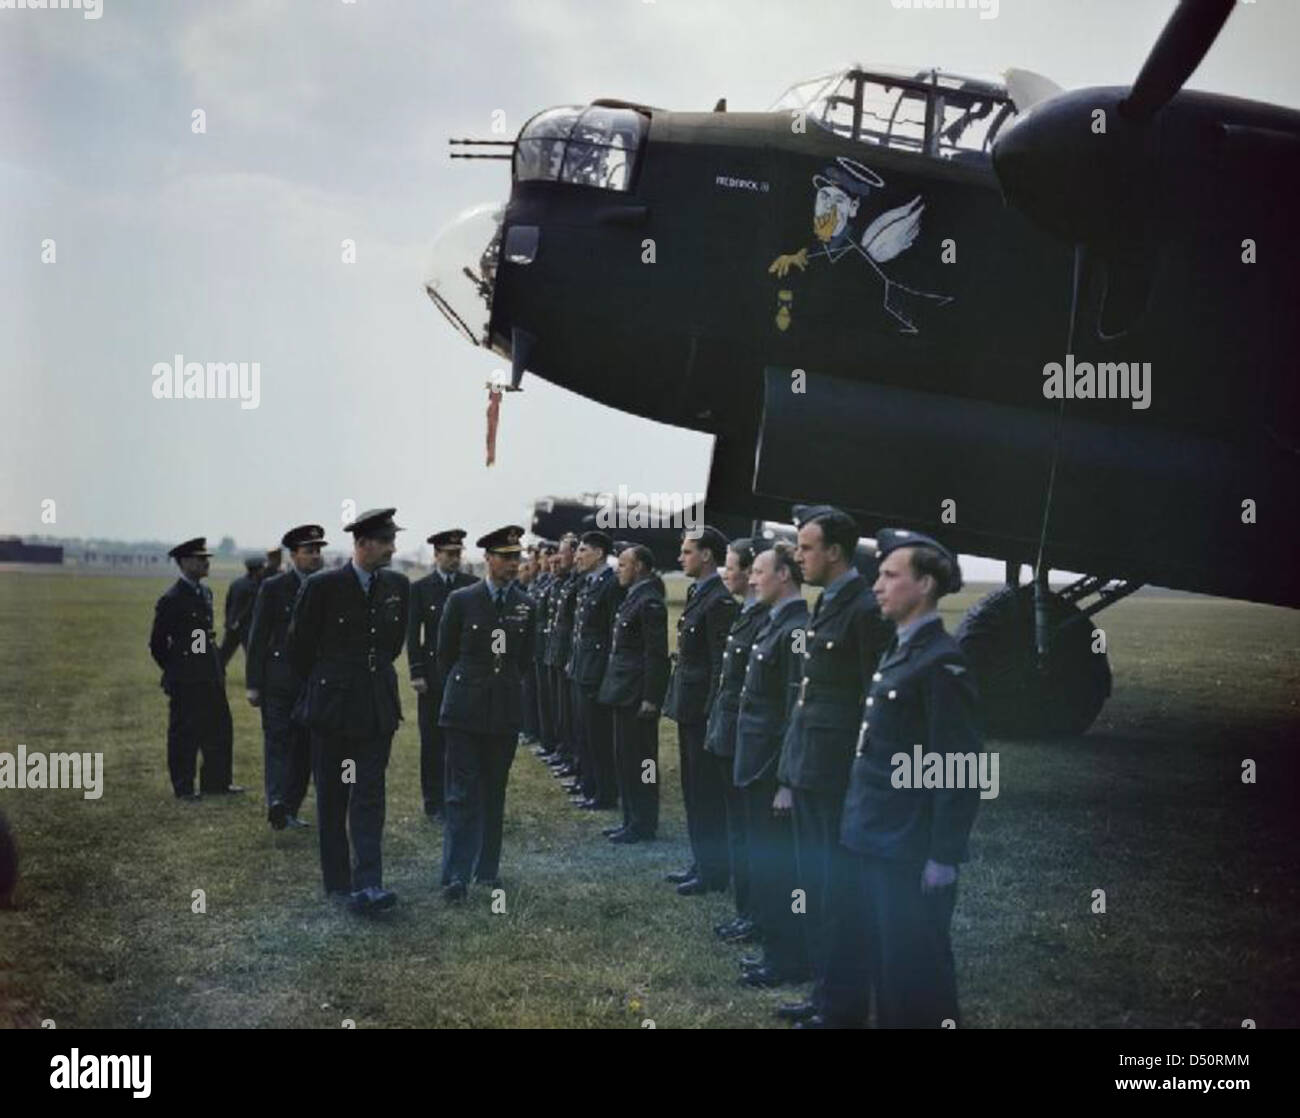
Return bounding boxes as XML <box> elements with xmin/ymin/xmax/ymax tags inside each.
<box><xmin>713</xmin><ymin>752</ymin><xmax>751</xmax><ymax>917</ymax></box>
<box><xmin>613</xmin><ymin>705</ymin><xmax>659</xmax><ymax>838</ymax></box>
<box><xmin>549</xmin><ymin>666</ymin><xmax>573</xmax><ymax>761</ymax></box>
<box><xmin>441</xmin><ymin>730</ymin><xmax>517</xmax><ymax>886</ymax></box>
<box><xmin>166</xmin><ymin>682</ymin><xmax>233</xmax><ymax>796</ymax></box>
<box><xmin>416</xmin><ymin>687</ymin><xmax>448</xmax><ymax>814</ymax></box>
<box><xmin>569</xmin><ymin>678</ymin><xmax>593</xmax><ymax>797</ymax></box>
<box><xmin>820</xmin><ymin>853</ymin><xmax>960</xmax><ymax>1028</ymax></box>
<box><xmin>311</xmin><ymin>729</ymin><xmax>393</xmax><ymax>894</ymax></box>
<box><xmin>791</xmin><ymin>785</ymin><xmax>854</xmax><ymax>1010</ymax></box>
<box><xmin>741</xmin><ymin>774</ymin><xmax>809</xmax><ymax>975</ymax></box>
<box><xmin>579</xmin><ymin>690</ymin><xmax>617</xmax><ymax>805</ymax></box>
<box><xmin>677</xmin><ymin>720</ymin><xmax>728</xmax><ymax>887</ymax></box>
<box><xmin>533</xmin><ymin>661</ymin><xmax>555</xmax><ymax>752</ymax></box>
<box><xmin>520</xmin><ymin>663</ymin><xmax>539</xmax><ymax>739</ymax></box>
<box><xmin>261</xmin><ymin>688</ymin><xmax>310</xmax><ymax>815</ymax></box>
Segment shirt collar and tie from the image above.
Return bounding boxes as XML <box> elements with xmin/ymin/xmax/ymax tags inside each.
<box><xmin>811</xmin><ymin>567</ymin><xmax>860</xmax><ymax>620</ymax></box>
<box><xmin>895</xmin><ymin>609</ymin><xmax>942</xmax><ymax>649</ymax></box>
<box><xmin>351</xmin><ymin>559</ymin><xmax>376</xmax><ymax>598</ymax></box>
<box><xmin>689</xmin><ymin>569</ymin><xmax>721</xmax><ymax>601</ymax></box>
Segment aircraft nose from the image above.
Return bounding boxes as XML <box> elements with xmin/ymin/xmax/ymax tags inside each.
<box><xmin>423</xmin><ymin>200</ymin><xmax>505</xmax><ymax>348</ymax></box>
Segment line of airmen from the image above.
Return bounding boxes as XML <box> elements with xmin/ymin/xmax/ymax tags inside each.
<box><xmin>150</xmin><ymin>503</ymin><xmax>983</xmax><ymax>1025</ymax></box>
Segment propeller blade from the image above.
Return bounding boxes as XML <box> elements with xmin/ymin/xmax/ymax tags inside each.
<box><xmin>1120</xmin><ymin>0</ymin><xmax>1234</xmax><ymax>123</ymax></box>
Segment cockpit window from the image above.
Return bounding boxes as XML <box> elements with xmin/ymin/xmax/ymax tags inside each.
<box><xmin>771</xmin><ymin>66</ymin><xmax>1017</xmax><ymax>161</ymax></box>
<box><xmin>515</xmin><ymin>105</ymin><xmax>646</xmax><ymax>191</ymax></box>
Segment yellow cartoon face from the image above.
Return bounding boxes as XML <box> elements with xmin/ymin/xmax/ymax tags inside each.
<box><xmin>813</xmin><ymin>185</ymin><xmax>858</xmax><ymax>244</ymax></box>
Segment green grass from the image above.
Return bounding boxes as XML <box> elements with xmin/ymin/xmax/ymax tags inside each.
<box><xmin>1</xmin><ymin>570</ymin><xmax>1297</xmax><ymax>1028</ymax></box>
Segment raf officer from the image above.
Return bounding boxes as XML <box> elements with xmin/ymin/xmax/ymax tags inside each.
<box><xmin>220</xmin><ymin>556</ymin><xmax>265</xmax><ymax>667</ymax></box>
<box><xmin>529</xmin><ymin>541</ymin><xmax>558</xmax><ymax>757</ymax></box>
<box><xmin>246</xmin><ymin>524</ymin><xmax>327</xmax><ymax>831</ymax></box>
<box><xmin>734</xmin><ymin>542</ymin><xmax>810</xmax><ymax>987</ymax></box>
<box><xmin>663</xmin><ymin>526</ymin><xmax>739</xmax><ymax>896</ymax></box>
<box><xmin>516</xmin><ymin>549</ymin><xmax>542</xmax><ymax>747</ymax></box>
<box><xmin>566</xmin><ymin>530</ymin><xmax>623</xmax><ymax>810</ymax></box>
<box><xmin>288</xmin><ymin>508</ymin><xmax>410</xmax><ymax>914</ymax></box>
<box><xmin>774</xmin><ymin>505</ymin><xmax>892</xmax><ymax>1024</ymax></box>
<box><xmin>598</xmin><ymin>544</ymin><xmax>669</xmax><ymax>843</ymax></box>
<box><xmin>150</xmin><ymin>537</ymin><xmax>241</xmax><ymax>798</ymax></box>
<box><xmin>818</xmin><ymin>530</ymin><xmax>981</xmax><ymax>1028</ymax></box>
<box><xmin>407</xmin><ymin>530</ymin><xmax>478</xmax><ymax>819</ymax></box>
<box><xmin>544</xmin><ymin>535</ymin><xmax>580</xmax><ymax>783</ymax></box>
<box><xmin>437</xmin><ymin>526</ymin><xmax>536</xmax><ymax>900</ymax></box>
<box><xmin>704</xmin><ymin>539</ymin><xmax>768</xmax><ymax>941</ymax></box>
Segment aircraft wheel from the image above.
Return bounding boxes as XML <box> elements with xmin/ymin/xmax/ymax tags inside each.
<box><xmin>956</xmin><ymin>584</ymin><xmax>1111</xmax><ymax>738</ymax></box>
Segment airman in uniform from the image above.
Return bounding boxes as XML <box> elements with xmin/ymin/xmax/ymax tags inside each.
<box><xmin>149</xmin><ymin>537</ymin><xmax>241</xmax><ymax>798</ymax></box>
<box><xmin>566</xmin><ymin>530</ymin><xmax>624</xmax><ymax>810</ymax></box>
<box><xmin>733</xmin><ymin>542</ymin><xmax>810</xmax><ymax>987</ymax></box>
<box><xmin>598</xmin><ymin>544</ymin><xmax>668</xmax><ymax>843</ymax></box>
<box><xmin>288</xmin><ymin>508</ymin><xmax>410</xmax><ymax>914</ymax></box>
<box><xmin>407</xmin><ymin>529</ymin><xmax>478</xmax><ymax>819</ymax></box>
<box><xmin>773</xmin><ymin>505</ymin><xmax>892</xmax><ymax>1023</ymax></box>
<box><xmin>544</xmin><ymin>535</ymin><xmax>580</xmax><ymax>784</ymax></box>
<box><xmin>704</xmin><ymin>539</ymin><xmax>768</xmax><ymax>940</ymax></box>
<box><xmin>817</xmin><ymin>530</ymin><xmax>981</xmax><ymax>1028</ymax></box>
<box><xmin>437</xmin><ymin>526</ymin><xmax>536</xmax><ymax>900</ymax></box>
<box><xmin>663</xmin><ymin>526</ymin><xmax>739</xmax><ymax>896</ymax></box>
<box><xmin>517</xmin><ymin>550</ymin><xmax>542</xmax><ymax>747</ymax></box>
<box><xmin>529</xmin><ymin>541</ymin><xmax>558</xmax><ymax>757</ymax></box>
<box><xmin>220</xmin><ymin>556</ymin><xmax>266</xmax><ymax>667</ymax></box>
<box><xmin>246</xmin><ymin>523</ymin><xmax>327</xmax><ymax>831</ymax></box>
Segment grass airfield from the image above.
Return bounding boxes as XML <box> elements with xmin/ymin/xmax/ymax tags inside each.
<box><xmin>1</xmin><ymin>567</ymin><xmax>1297</xmax><ymax>1029</ymax></box>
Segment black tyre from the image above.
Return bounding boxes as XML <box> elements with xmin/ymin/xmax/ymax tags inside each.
<box><xmin>956</xmin><ymin>584</ymin><xmax>1111</xmax><ymax>738</ymax></box>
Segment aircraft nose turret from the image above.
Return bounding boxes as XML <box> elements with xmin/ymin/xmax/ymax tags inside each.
<box><xmin>423</xmin><ymin>201</ymin><xmax>505</xmax><ymax>350</ymax></box>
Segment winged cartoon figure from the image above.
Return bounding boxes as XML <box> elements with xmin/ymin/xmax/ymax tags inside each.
<box><xmin>768</xmin><ymin>156</ymin><xmax>951</xmax><ymax>334</ymax></box>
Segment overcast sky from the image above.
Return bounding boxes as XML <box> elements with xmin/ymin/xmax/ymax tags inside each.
<box><xmin>3</xmin><ymin>0</ymin><xmax>1297</xmax><ymax>574</ymax></box>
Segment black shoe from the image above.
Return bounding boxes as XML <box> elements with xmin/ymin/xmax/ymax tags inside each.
<box><xmin>326</xmin><ymin>889</ymin><xmax>352</xmax><ymax>906</ymax></box>
<box><xmin>580</xmin><ymin>798</ymin><xmax>615</xmax><ymax>811</ymax></box>
<box><xmin>676</xmin><ymin>877</ymin><xmax>718</xmax><ymax>896</ymax></box>
<box><xmin>285</xmin><ymin>815</ymin><xmax>311</xmax><ymax>829</ymax></box>
<box><xmin>608</xmin><ymin>830</ymin><xmax>641</xmax><ymax>844</ymax></box>
<box><xmin>714</xmin><ymin>916</ymin><xmax>750</xmax><ymax>939</ymax></box>
<box><xmin>561</xmin><ymin>780</ymin><xmax>583</xmax><ymax>793</ymax></box>
<box><xmin>721</xmin><ymin>923</ymin><xmax>758</xmax><ymax>944</ymax></box>
<box><xmin>775</xmin><ymin>1001</ymin><xmax>818</xmax><ymax>1022</ymax></box>
<box><xmin>349</xmin><ymin>886</ymin><xmax>397</xmax><ymax>914</ymax></box>
<box><xmin>557</xmin><ymin>765</ymin><xmax>579</xmax><ymax>778</ymax></box>
<box><xmin>664</xmin><ymin>869</ymin><xmax>695</xmax><ymax>884</ymax></box>
<box><xmin>268</xmin><ymin>802</ymin><xmax>288</xmax><ymax>831</ymax></box>
<box><xmin>442</xmin><ymin>880</ymin><xmax>468</xmax><ymax>902</ymax></box>
<box><xmin>474</xmin><ymin>875</ymin><xmax>502</xmax><ymax>888</ymax></box>
<box><xmin>177</xmin><ymin>791</ymin><xmax>201</xmax><ymax>802</ymax></box>
<box><xmin>223</xmin><ymin>784</ymin><xmax>247</xmax><ymax>794</ymax></box>
<box><xmin>545</xmin><ymin>756</ymin><xmax>568</xmax><ymax>768</ymax></box>
<box><xmin>739</xmin><ymin>953</ymin><xmax>765</xmax><ymax>970</ymax></box>
<box><xmin>792</xmin><ymin>1015</ymin><xmax>830</xmax><ymax>1030</ymax></box>
<box><xmin>601</xmin><ymin>824</ymin><xmax>625</xmax><ymax>837</ymax></box>
<box><xmin>741</xmin><ymin>966</ymin><xmax>790</xmax><ymax>989</ymax></box>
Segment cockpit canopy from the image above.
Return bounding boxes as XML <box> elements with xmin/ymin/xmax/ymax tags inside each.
<box><xmin>514</xmin><ymin>104</ymin><xmax>648</xmax><ymax>191</ymax></box>
<box><xmin>771</xmin><ymin>65</ymin><xmax>1021</xmax><ymax>162</ymax></box>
